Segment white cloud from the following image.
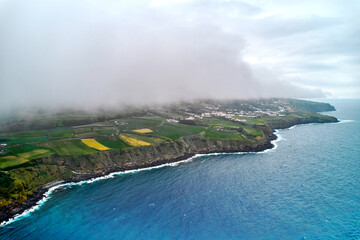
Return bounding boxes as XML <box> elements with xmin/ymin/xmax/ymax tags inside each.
<box><xmin>0</xmin><ymin>0</ymin><xmax>358</xmax><ymax>113</ymax></box>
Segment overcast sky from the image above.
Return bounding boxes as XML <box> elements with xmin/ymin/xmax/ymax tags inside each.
<box><xmin>0</xmin><ymin>0</ymin><xmax>359</xmax><ymax>112</ymax></box>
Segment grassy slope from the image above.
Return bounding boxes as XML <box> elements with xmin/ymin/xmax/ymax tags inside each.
<box><xmin>0</xmin><ymin>165</ymin><xmax>73</xmax><ymax>205</ymax></box>
<box><xmin>204</xmin><ymin>129</ymin><xmax>245</xmax><ymax>140</ymax></box>
<box><xmin>151</xmin><ymin>123</ymin><xmax>205</xmax><ymax>140</ymax></box>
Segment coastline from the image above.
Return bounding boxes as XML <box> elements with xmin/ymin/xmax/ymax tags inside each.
<box><xmin>1</xmin><ymin>116</ymin><xmax>339</xmax><ymax>226</ymax></box>
<box><xmin>1</xmin><ymin>129</ymin><xmax>281</xmax><ymax>227</ymax></box>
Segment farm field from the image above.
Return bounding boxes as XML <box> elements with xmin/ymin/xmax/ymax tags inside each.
<box><xmin>95</xmin><ymin>136</ymin><xmax>130</xmax><ymax>150</ymax></box>
<box><xmin>114</xmin><ymin>117</ymin><xmax>164</xmax><ymax>131</ymax></box>
<box><xmin>0</xmin><ymin>148</ymin><xmax>51</xmax><ymax>169</ymax></box>
<box><xmin>151</xmin><ymin>123</ymin><xmax>205</xmax><ymax>140</ymax></box>
<box><xmin>0</xmin><ymin>135</ymin><xmax>49</xmax><ymax>146</ymax></box>
<box><xmin>233</xmin><ymin>116</ymin><xmax>266</xmax><ymax>124</ymax></box>
<box><xmin>132</xmin><ymin>128</ymin><xmax>153</xmax><ymax>133</ymax></box>
<box><xmin>201</xmin><ymin>118</ymin><xmax>245</xmax><ymax>128</ymax></box>
<box><xmin>119</xmin><ymin>134</ymin><xmax>151</xmax><ymax>146</ymax></box>
<box><xmin>81</xmin><ymin>139</ymin><xmax>110</xmax><ymax>150</ymax></box>
<box><xmin>48</xmin><ymin>128</ymin><xmax>74</xmax><ymax>139</ymax></box>
<box><xmin>203</xmin><ymin>129</ymin><xmax>246</xmax><ymax>140</ymax></box>
<box><xmin>38</xmin><ymin>140</ymin><xmax>98</xmax><ymax>156</ymax></box>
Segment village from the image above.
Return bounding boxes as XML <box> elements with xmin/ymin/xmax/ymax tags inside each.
<box><xmin>168</xmin><ymin>98</ymin><xmax>293</xmax><ymax>123</ymax></box>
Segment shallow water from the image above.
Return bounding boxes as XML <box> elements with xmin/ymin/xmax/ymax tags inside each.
<box><xmin>1</xmin><ymin>99</ymin><xmax>359</xmax><ymax>239</ymax></box>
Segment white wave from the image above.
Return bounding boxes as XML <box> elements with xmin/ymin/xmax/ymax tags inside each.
<box><xmin>1</xmin><ymin>131</ymin><xmax>285</xmax><ymax>227</ymax></box>
<box><xmin>287</xmin><ymin>125</ymin><xmax>296</xmax><ymax>130</ymax></box>
<box><xmin>0</xmin><ymin>156</ymin><xmax>202</xmax><ymax>227</ymax></box>
<box><xmin>337</xmin><ymin>119</ymin><xmax>355</xmax><ymax>124</ymax></box>
<box><xmin>256</xmin><ymin>130</ymin><xmax>283</xmax><ymax>154</ymax></box>
<box><xmin>1</xmin><ymin>183</ymin><xmax>66</xmax><ymax>227</ymax></box>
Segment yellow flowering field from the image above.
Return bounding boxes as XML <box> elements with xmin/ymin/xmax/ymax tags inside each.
<box><xmin>132</xmin><ymin>128</ymin><xmax>153</xmax><ymax>133</ymax></box>
<box><xmin>81</xmin><ymin>139</ymin><xmax>110</xmax><ymax>150</ymax></box>
<box><xmin>119</xmin><ymin>134</ymin><xmax>151</xmax><ymax>146</ymax></box>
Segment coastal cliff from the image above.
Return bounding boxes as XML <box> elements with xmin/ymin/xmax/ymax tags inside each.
<box><xmin>59</xmin><ymin>132</ymin><xmax>274</xmax><ymax>177</ymax></box>
<box><xmin>0</xmin><ymin>126</ymin><xmax>277</xmax><ymax>223</ymax></box>
<box><xmin>0</xmin><ymin>99</ymin><xmax>339</xmax><ymax>224</ymax></box>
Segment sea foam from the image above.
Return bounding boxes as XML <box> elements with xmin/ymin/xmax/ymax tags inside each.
<box><xmin>338</xmin><ymin>119</ymin><xmax>355</xmax><ymax>124</ymax></box>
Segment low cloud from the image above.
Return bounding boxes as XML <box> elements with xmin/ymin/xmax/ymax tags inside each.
<box><xmin>0</xmin><ymin>0</ymin><xmax>333</xmax><ymax>113</ymax></box>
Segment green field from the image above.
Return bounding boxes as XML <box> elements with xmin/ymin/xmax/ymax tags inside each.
<box><xmin>151</xmin><ymin>123</ymin><xmax>206</xmax><ymax>140</ymax></box>
<box><xmin>95</xmin><ymin>136</ymin><xmax>130</xmax><ymax>150</ymax></box>
<box><xmin>73</xmin><ymin>126</ymin><xmax>116</xmax><ymax>137</ymax></box>
<box><xmin>201</xmin><ymin>118</ymin><xmax>245</xmax><ymax>128</ymax></box>
<box><xmin>0</xmin><ymin>136</ymin><xmax>49</xmax><ymax>145</ymax></box>
<box><xmin>0</xmin><ymin>147</ymin><xmax>52</xmax><ymax>169</ymax></box>
<box><xmin>0</xmin><ymin>156</ymin><xmax>29</xmax><ymax>169</ymax></box>
<box><xmin>115</xmin><ymin>117</ymin><xmax>164</xmax><ymax>131</ymax></box>
<box><xmin>241</xmin><ymin>125</ymin><xmax>263</xmax><ymax>136</ymax></box>
<box><xmin>73</xmin><ymin>127</ymin><xmax>93</xmax><ymax>134</ymax></box>
<box><xmin>9</xmin><ymin>131</ymin><xmax>47</xmax><ymax>137</ymax></box>
<box><xmin>48</xmin><ymin>127</ymin><xmax>74</xmax><ymax>139</ymax></box>
<box><xmin>234</xmin><ymin>116</ymin><xmax>266</xmax><ymax>124</ymax></box>
<box><xmin>203</xmin><ymin>129</ymin><xmax>246</xmax><ymax>140</ymax></box>
<box><xmin>38</xmin><ymin>139</ymin><xmax>98</xmax><ymax>156</ymax></box>
<box><xmin>95</xmin><ymin>128</ymin><xmax>115</xmax><ymax>135</ymax></box>
<box><xmin>73</xmin><ymin>127</ymin><xmax>99</xmax><ymax>138</ymax></box>
<box><xmin>2</xmin><ymin>144</ymin><xmax>39</xmax><ymax>155</ymax></box>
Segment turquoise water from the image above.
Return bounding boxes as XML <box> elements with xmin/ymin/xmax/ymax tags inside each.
<box><xmin>1</xmin><ymin>99</ymin><xmax>359</xmax><ymax>239</ymax></box>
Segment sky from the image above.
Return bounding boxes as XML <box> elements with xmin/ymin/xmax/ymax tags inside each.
<box><xmin>0</xmin><ymin>0</ymin><xmax>359</xmax><ymax>112</ymax></box>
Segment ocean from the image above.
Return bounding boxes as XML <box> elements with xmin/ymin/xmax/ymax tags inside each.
<box><xmin>1</xmin><ymin>99</ymin><xmax>359</xmax><ymax>239</ymax></box>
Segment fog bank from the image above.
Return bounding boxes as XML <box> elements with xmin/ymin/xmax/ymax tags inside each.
<box><xmin>0</xmin><ymin>0</ymin><xmax>335</xmax><ymax>113</ymax></box>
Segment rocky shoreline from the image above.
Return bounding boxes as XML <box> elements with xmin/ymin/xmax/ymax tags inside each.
<box><xmin>0</xmin><ymin>116</ymin><xmax>337</xmax><ymax>225</ymax></box>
